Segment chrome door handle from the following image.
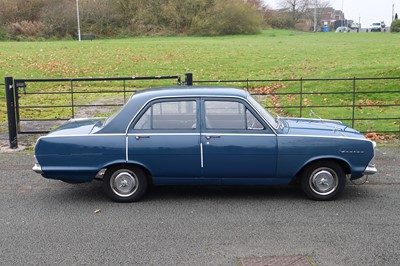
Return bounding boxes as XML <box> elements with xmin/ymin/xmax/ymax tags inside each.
<box><xmin>205</xmin><ymin>135</ymin><xmax>220</xmax><ymax>140</ymax></box>
<box><xmin>135</xmin><ymin>135</ymin><xmax>150</xmax><ymax>140</ymax></box>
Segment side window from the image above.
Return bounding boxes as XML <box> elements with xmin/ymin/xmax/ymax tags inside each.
<box><xmin>246</xmin><ymin>109</ymin><xmax>264</xmax><ymax>130</ymax></box>
<box><xmin>204</xmin><ymin>101</ymin><xmax>264</xmax><ymax>130</ymax></box>
<box><xmin>134</xmin><ymin>101</ymin><xmax>197</xmax><ymax>130</ymax></box>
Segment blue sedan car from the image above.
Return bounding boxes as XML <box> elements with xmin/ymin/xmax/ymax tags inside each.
<box><xmin>33</xmin><ymin>87</ymin><xmax>377</xmax><ymax>201</ymax></box>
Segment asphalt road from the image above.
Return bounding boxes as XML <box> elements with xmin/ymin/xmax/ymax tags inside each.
<box><xmin>0</xmin><ymin>146</ymin><xmax>399</xmax><ymax>266</ymax></box>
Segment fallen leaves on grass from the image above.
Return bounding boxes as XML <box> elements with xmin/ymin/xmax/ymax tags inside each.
<box><xmin>365</xmin><ymin>133</ymin><xmax>398</xmax><ymax>141</ymax></box>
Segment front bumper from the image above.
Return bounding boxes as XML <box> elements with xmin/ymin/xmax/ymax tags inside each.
<box><xmin>363</xmin><ymin>165</ymin><xmax>377</xmax><ymax>175</ymax></box>
<box><xmin>32</xmin><ymin>156</ymin><xmax>43</xmax><ymax>174</ymax></box>
<box><xmin>362</xmin><ymin>141</ymin><xmax>377</xmax><ymax>176</ymax></box>
<box><xmin>32</xmin><ymin>163</ymin><xmax>43</xmax><ymax>174</ymax></box>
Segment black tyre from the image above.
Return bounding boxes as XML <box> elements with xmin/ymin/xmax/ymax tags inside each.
<box><xmin>301</xmin><ymin>161</ymin><xmax>346</xmax><ymax>201</ymax></box>
<box><xmin>103</xmin><ymin>165</ymin><xmax>148</xmax><ymax>202</ymax></box>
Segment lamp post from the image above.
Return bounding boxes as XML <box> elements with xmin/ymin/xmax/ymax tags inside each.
<box><xmin>313</xmin><ymin>0</ymin><xmax>317</xmax><ymax>32</ymax></box>
<box><xmin>76</xmin><ymin>0</ymin><xmax>81</xmax><ymax>41</ymax></box>
<box><xmin>341</xmin><ymin>0</ymin><xmax>344</xmax><ymax>27</ymax></box>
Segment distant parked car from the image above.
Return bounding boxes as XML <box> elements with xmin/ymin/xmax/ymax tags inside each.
<box><xmin>335</xmin><ymin>26</ymin><xmax>349</xmax><ymax>32</ymax></box>
<box><xmin>350</xmin><ymin>23</ymin><xmax>360</xmax><ymax>30</ymax></box>
<box><xmin>370</xmin><ymin>21</ymin><xmax>385</xmax><ymax>32</ymax></box>
<box><xmin>33</xmin><ymin>87</ymin><xmax>377</xmax><ymax>202</ymax></box>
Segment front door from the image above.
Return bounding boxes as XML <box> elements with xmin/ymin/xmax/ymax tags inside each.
<box><xmin>201</xmin><ymin>99</ymin><xmax>277</xmax><ymax>179</ymax></box>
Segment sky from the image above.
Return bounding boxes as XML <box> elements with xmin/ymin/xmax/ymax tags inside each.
<box><xmin>265</xmin><ymin>0</ymin><xmax>398</xmax><ymax>28</ymax></box>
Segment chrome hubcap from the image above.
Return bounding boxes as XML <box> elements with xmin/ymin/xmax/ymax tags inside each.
<box><xmin>309</xmin><ymin>168</ymin><xmax>338</xmax><ymax>196</ymax></box>
<box><xmin>111</xmin><ymin>170</ymin><xmax>138</xmax><ymax>197</ymax></box>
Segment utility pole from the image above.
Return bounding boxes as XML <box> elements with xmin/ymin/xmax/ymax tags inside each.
<box><xmin>392</xmin><ymin>4</ymin><xmax>395</xmax><ymax>22</ymax></box>
<box><xmin>314</xmin><ymin>0</ymin><xmax>317</xmax><ymax>32</ymax></box>
<box><xmin>76</xmin><ymin>0</ymin><xmax>81</xmax><ymax>41</ymax></box>
<box><xmin>341</xmin><ymin>0</ymin><xmax>344</xmax><ymax>27</ymax></box>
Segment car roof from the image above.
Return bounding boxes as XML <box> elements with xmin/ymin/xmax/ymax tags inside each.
<box><xmin>133</xmin><ymin>86</ymin><xmax>249</xmax><ymax>101</ymax></box>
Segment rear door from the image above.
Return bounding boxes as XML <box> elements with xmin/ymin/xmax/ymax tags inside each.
<box><xmin>127</xmin><ymin>98</ymin><xmax>201</xmax><ymax>178</ymax></box>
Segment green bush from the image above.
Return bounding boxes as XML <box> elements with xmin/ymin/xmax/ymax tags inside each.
<box><xmin>189</xmin><ymin>0</ymin><xmax>262</xmax><ymax>36</ymax></box>
<box><xmin>270</xmin><ymin>16</ymin><xmax>294</xmax><ymax>29</ymax></box>
<box><xmin>0</xmin><ymin>26</ymin><xmax>8</xmax><ymax>40</ymax></box>
<box><xmin>7</xmin><ymin>21</ymin><xmax>45</xmax><ymax>39</ymax></box>
<box><xmin>390</xmin><ymin>20</ymin><xmax>400</xmax><ymax>32</ymax></box>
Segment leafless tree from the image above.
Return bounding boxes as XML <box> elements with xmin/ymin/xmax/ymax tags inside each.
<box><xmin>279</xmin><ymin>0</ymin><xmax>310</xmax><ymax>26</ymax></box>
<box><xmin>305</xmin><ymin>0</ymin><xmax>332</xmax><ymax>30</ymax></box>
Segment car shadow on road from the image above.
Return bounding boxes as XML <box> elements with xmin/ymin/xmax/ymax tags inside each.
<box><xmin>46</xmin><ymin>182</ymin><xmax>307</xmax><ymax>203</ymax></box>
<box><xmin>144</xmin><ymin>185</ymin><xmax>306</xmax><ymax>202</ymax></box>
<box><xmin>44</xmin><ymin>181</ymin><xmax>376</xmax><ymax>203</ymax></box>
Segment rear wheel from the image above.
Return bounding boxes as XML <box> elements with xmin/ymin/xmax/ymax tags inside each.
<box><xmin>301</xmin><ymin>161</ymin><xmax>345</xmax><ymax>201</ymax></box>
<box><xmin>103</xmin><ymin>165</ymin><xmax>148</xmax><ymax>202</ymax></box>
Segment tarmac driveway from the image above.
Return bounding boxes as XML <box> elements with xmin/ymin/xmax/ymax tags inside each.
<box><xmin>0</xmin><ymin>146</ymin><xmax>399</xmax><ymax>266</ymax></box>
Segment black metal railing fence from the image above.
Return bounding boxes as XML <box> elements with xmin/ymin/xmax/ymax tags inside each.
<box><xmin>4</xmin><ymin>73</ymin><xmax>400</xmax><ymax>148</ymax></box>
<box><xmin>193</xmin><ymin>76</ymin><xmax>400</xmax><ymax>136</ymax></box>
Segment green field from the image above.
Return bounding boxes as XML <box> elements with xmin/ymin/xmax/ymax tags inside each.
<box><xmin>1</xmin><ymin>30</ymin><xmax>399</xmax><ymax>134</ymax></box>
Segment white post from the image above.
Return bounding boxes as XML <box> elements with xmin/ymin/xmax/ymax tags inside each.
<box><xmin>76</xmin><ymin>0</ymin><xmax>81</xmax><ymax>41</ymax></box>
<box><xmin>314</xmin><ymin>0</ymin><xmax>317</xmax><ymax>32</ymax></box>
<box><xmin>392</xmin><ymin>4</ymin><xmax>395</xmax><ymax>22</ymax></box>
<box><xmin>341</xmin><ymin>0</ymin><xmax>344</xmax><ymax>27</ymax></box>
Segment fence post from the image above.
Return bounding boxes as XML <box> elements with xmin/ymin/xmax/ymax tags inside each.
<box><xmin>185</xmin><ymin>73</ymin><xmax>193</xmax><ymax>86</ymax></box>
<box><xmin>71</xmin><ymin>80</ymin><xmax>75</xmax><ymax>118</ymax></box>
<box><xmin>352</xmin><ymin>77</ymin><xmax>356</xmax><ymax>128</ymax></box>
<box><xmin>5</xmin><ymin>77</ymin><xmax>18</xmax><ymax>149</ymax></box>
<box><xmin>299</xmin><ymin>77</ymin><xmax>303</xmax><ymax>117</ymax></box>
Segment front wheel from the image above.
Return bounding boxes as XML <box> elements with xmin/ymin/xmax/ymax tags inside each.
<box><xmin>103</xmin><ymin>165</ymin><xmax>148</xmax><ymax>202</ymax></box>
<box><xmin>301</xmin><ymin>161</ymin><xmax>346</xmax><ymax>201</ymax></box>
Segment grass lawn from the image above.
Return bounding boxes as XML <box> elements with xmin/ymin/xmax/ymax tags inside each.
<box><xmin>1</xmin><ymin>30</ymin><xmax>399</xmax><ymax>134</ymax></box>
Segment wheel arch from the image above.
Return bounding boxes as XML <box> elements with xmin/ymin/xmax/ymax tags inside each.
<box><xmin>294</xmin><ymin>157</ymin><xmax>351</xmax><ymax>183</ymax></box>
<box><xmin>98</xmin><ymin>162</ymin><xmax>153</xmax><ymax>183</ymax></box>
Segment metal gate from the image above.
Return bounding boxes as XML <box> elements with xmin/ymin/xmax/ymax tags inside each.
<box><xmin>5</xmin><ymin>74</ymin><xmax>192</xmax><ymax>148</ymax></box>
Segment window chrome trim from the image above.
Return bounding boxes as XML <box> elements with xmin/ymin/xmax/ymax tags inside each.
<box><xmin>201</xmin><ymin>133</ymin><xmax>276</xmax><ymax>137</ymax></box>
<box><xmin>127</xmin><ymin>133</ymin><xmax>201</xmax><ymax>136</ymax></box>
<box><xmin>127</xmin><ymin>132</ymin><xmax>276</xmax><ymax>137</ymax></box>
<box><xmin>126</xmin><ymin>96</ymin><xmax>202</xmax><ymax>134</ymax></box>
<box><xmin>124</xmin><ymin>94</ymin><xmax>278</xmax><ymax>135</ymax></box>
<box><xmin>246</xmin><ymin>95</ymin><xmax>278</xmax><ymax>133</ymax></box>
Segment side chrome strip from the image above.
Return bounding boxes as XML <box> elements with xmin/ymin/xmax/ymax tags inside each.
<box><xmin>41</xmin><ymin>133</ymin><xmax>126</xmax><ymax>139</ymax></box>
<box><xmin>278</xmin><ymin>134</ymin><xmax>374</xmax><ymax>142</ymax></box>
<box><xmin>200</xmin><ymin>143</ymin><xmax>204</xmax><ymax>168</ymax></box>
<box><xmin>125</xmin><ymin>135</ymin><xmax>129</xmax><ymax>162</ymax></box>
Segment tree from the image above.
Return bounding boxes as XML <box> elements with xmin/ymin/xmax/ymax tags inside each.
<box><xmin>190</xmin><ymin>0</ymin><xmax>262</xmax><ymax>35</ymax></box>
<box><xmin>391</xmin><ymin>19</ymin><xmax>400</xmax><ymax>32</ymax></box>
<box><xmin>0</xmin><ymin>0</ymin><xmax>264</xmax><ymax>38</ymax></box>
<box><xmin>279</xmin><ymin>0</ymin><xmax>310</xmax><ymax>27</ymax></box>
<box><xmin>79</xmin><ymin>0</ymin><xmax>119</xmax><ymax>35</ymax></box>
<box><xmin>305</xmin><ymin>0</ymin><xmax>331</xmax><ymax>31</ymax></box>
<box><xmin>40</xmin><ymin>0</ymin><xmax>76</xmax><ymax>38</ymax></box>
